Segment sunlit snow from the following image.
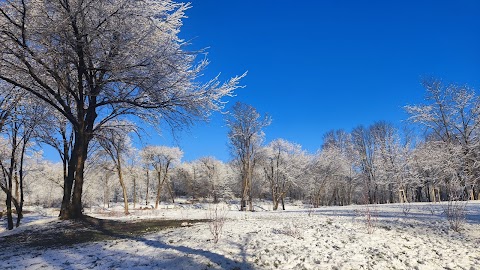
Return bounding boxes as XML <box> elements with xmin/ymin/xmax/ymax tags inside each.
<box><xmin>1</xmin><ymin>201</ymin><xmax>479</xmax><ymax>270</ymax></box>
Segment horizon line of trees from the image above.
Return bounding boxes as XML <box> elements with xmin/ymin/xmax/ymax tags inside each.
<box><xmin>2</xmin><ymin>79</ymin><xmax>479</xmax><ymax>228</ymax></box>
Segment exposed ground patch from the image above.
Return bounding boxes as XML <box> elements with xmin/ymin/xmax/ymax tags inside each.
<box><xmin>0</xmin><ymin>216</ymin><xmax>207</xmax><ymax>249</ymax></box>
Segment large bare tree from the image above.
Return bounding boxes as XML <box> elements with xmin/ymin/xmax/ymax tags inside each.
<box><xmin>0</xmin><ymin>0</ymin><xmax>244</xmax><ymax>219</ymax></box>
<box><xmin>226</xmin><ymin>102</ymin><xmax>270</xmax><ymax>211</ymax></box>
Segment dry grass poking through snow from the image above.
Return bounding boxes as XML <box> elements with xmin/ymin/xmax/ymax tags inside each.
<box><xmin>0</xmin><ymin>201</ymin><xmax>479</xmax><ymax>269</ymax></box>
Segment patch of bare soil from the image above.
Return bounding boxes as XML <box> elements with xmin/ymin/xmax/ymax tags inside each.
<box><xmin>0</xmin><ymin>216</ymin><xmax>207</xmax><ymax>250</ymax></box>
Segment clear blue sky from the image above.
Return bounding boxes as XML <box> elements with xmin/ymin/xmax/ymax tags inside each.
<box><xmin>148</xmin><ymin>0</ymin><xmax>480</xmax><ymax>162</ymax></box>
<box><xmin>43</xmin><ymin>1</ymin><xmax>480</xmax><ymax>162</ymax></box>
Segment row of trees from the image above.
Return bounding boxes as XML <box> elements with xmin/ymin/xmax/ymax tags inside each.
<box><xmin>224</xmin><ymin>79</ymin><xmax>480</xmax><ymax>209</ymax></box>
<box><xmin>2</xmin><ymin>78</ymin><xmax>479</xmax><ymax>225</ymax></box>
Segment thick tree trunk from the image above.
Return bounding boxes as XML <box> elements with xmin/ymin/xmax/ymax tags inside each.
<box><xmin>71</xmin><ymin>152</ymin><xmax>86</xmax><ymax>219</ymax></box>
<box><xmin>60</xmin><ymin>131</ymin><xmax>90</xmax><ymax>220</ymax></box>
<box><xmin>272</xmin><ymin>195</ymin><xmax>279</xmax><ymax>211</ymax></box>
<box><xmin>15</xmin><ymin>204</ymin><xmax>22</xmax><ymax>228</ymax></box>
<box><xmin>0</xmin><ymin>184</ymin><xmax>19</xmax><ymax>230</ymax></box>
<box><xmin>59</xmin><ymin>142</ymin><xmax>77</xmax><ymax>219</ymax></box>
<box><xmin>6</xmin><ymin>191</ymin><xmax>13</xmax><ymax>230</ymax></box>
<box><xmin>59</xmin><ymin>127</ymin><xmax>72</xmax><ymax>217</ymax></box>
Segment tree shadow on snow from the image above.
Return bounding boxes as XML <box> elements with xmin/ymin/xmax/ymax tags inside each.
<box><xmin>83</xmin><ymin>216</ymin><xmax>253</xmax><ymax>269</ymax></box>
<box><xmin>0</xmin><ymin>216</ymin><xmax>253</xmax><ymax>270</ymax></box>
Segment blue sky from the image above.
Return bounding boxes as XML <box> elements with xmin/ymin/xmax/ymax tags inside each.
<box><xmin>40</xmin><ymin>1</ymin><xmax>480</xmax><ymax>162</ymax></box>
<box><xmin>147</xmin><ymin>0</ymin><xmax>480</xmax><ymax>162</ymax></box>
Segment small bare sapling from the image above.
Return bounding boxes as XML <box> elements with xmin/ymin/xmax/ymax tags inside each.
<box><xmin>443</xmin><ymin>193</ymin><xmax>467</xmax><ymax>232</ymax></box>
<box><xmin>207</xmin><ymin>203</ymin><xmax>228</xmax><ymax>244</ymax></box>
<box><xmin>355</xmin><ymin>204</ymin><xmax>377</xmax><ymax>234</ymax></box>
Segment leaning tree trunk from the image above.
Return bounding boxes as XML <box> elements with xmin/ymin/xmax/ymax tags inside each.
<box><xmin>165</xmin><ymin>179</ymin><xmax>175</xmax><ymax>203</ymax></box>
<box><xmin>116</xmin><ymin>160</ymin><xmax>129</xmax><ymax>215</ymax></box>
<box><xmin>163</xmin><ymin>168</ymin><xmax>175</xmax><ymax>204</ymax></box>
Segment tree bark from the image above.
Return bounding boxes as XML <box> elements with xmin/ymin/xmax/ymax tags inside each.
<box><xmin>61</xmin><ymin>129</ymin><xmax>91</xmax><ymax>220</ymax></box>
<box><xmin>116</xmin><ymin>159</ymin><xmax>129</xmax><ymax>215</ymax></box>
<box><xmin>240</xmin><ymin>171</ymin><xmax>247</xmax><ymax>211</ymax></box>
<box><xmin>6</xmin><ymin>190</ymin><xmax>13</xmax><ymax>230</ymax></box>
<box><xmin>71</xmin><ymin>143</ymin><xmax>87</xmax><ymax>219</ymax></box>
<box><xmin>145</xmin><ymin>169</ymin><xmax>150</xmax><ymax>206</ymax></box>
<box><xmin>155</xmin><ymin>171</ymin><xmax>162</xmax><ymax>209</ymax></box>
<box><xmin>16</xmin><ymin>141</ymin><xmax>27</xmax><ymax>227</ymax></box>
<box><xmin>165</xmin><ymin>178</ymin><xmax>175</xmax><ymax>203</ymax></box>
<box><xmin>59</xmin><ymin>139</ymin><xmax>78</xmax><ymax>219</ymax></box>
<box><xmin>133</xmin><ymin>177</ymin><xmax>136</xmax><ymax>209</ymax></box>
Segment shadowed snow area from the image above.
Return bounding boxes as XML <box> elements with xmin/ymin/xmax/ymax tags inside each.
<box><xmin>1</xmin><ymin>201</ymin><xmax>479</xmax><ymax>270</ymax></box>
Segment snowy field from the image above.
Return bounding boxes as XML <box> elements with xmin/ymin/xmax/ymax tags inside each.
<box><xmin>1</xmin><ymin>201</ymin><xmax>479</xmax><ymax>270</ymax></box>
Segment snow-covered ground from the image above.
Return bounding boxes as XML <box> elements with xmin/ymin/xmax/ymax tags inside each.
<box><xmin>1</xmin><ymin>201</ymin><xmax>479</xmax><ymax>269</ymax></box>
